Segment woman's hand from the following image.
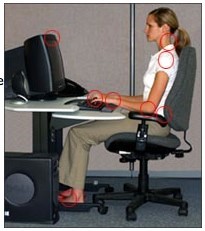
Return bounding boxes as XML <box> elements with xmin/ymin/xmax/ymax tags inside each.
<box><xmin>90</xmin><ymin>93</ymin><xmax>106</xmax><ymax>103</ymax></box>
<box><xmin>90</xmin><ymin>92</ymin><xmax>120</xmax><ymax>106</ymax></box>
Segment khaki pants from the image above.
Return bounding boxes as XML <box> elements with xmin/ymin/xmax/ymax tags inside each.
<box><xmin>59</xmin><ymin>114</ymin><xmax>170</xmax><ymax>190</ymax></box>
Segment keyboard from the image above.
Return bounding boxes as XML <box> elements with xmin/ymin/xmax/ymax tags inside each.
<box><xmin>77</xmin><ymin>100</ymin><xmax>114</xmax><ymax>112</ymax></box>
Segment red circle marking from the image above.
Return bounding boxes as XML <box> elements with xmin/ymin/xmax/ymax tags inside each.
<box><xmin>86</xmin><ymin>90</ymin><xmax>104</xmax><ymax>109</ymax></box>
<box><xmin>159</xmin><ymin>33</ymin><xmax>178</xmax><ymax>51</ymax></box>
<box><xmin>140</xmin><ymin>101</ymin><xmax>157</xmax><ymax>118</ymax></box>
<box><xmin>60</xmin><ymin>191</ymin><xmax>77</xmax><ymax>208</ymax></box>
<box><xmin>105</xmin><ymin>92</ymin><xmax>121</xmax><ymax>110</ymax></box>
<box><xmin>156</xmin><ymin>105</ymin><xmax>173</xmax><ymax>124</ymax></box>
<box><xmin>43</xmin><ymin>29</ymin><xmax>61</xmax><ymax>47</ymax></box>
<box><xmin>158</xmin><ymin>51</ymin><xmax>174</xmax><ymax>69</ymax></box>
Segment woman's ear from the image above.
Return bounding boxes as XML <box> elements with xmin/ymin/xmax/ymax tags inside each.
<box><xmin>162</xmin><ymin>24</ymin><xmax>170</xmax><ymax>33</ymax></box>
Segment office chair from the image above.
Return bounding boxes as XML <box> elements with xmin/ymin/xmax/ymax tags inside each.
<box><xmin>93</xmin><ymin>46</ymin><xmax>197</xmax><ymax>221</ymax></box>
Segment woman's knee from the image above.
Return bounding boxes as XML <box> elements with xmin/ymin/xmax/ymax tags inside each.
<box><xmin>69</xmin><ymin>125</ymin><xmax>99</xmax><ymax>147</ymax></box>
<box><xmin>69</xmin><ymin>126</ymin><xmax>86</xmax><ymax>139</ymax></box>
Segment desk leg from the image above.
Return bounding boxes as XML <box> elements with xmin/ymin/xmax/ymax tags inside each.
<box><xmin>33</xmin><ymin>112</ymin><xmax>62</xmax><ymax>154</ymax></box>
<box><xmin>50</xmin><ymin>128</ymin><xmax>63</xmax><ymax>155</ymax></box>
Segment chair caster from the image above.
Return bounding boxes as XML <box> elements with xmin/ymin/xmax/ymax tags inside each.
<box><xmin>126</xmin><ymin>207</ymin><xmax>137</xmax><ymax>221</ymax></box>
<box><xmin>178</xmin><ymin>202</ymin><xmax>188</xmax><ymax>216</ymax></box>
<box><xmin>98</xmin><ymin>205</ymin><xmax>108</xmax><ymax>215</ymax></box>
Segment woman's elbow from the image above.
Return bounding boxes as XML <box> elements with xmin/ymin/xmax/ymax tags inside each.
<box><xmin>140</xmin><ymin>101</ymin><xmax>157</xmax><ymax>114</ymax></box>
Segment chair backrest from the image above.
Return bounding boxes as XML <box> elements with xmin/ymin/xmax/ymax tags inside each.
<box><xmin>164</xmin><ymin>46</ymin><xmax>197</xmax><ymax>131</ymax></box>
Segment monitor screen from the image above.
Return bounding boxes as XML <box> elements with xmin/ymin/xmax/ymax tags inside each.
<box><xmin>24</xmin><ymin>34</ymin><xmax>66</xmax><ymax>99</ymax></box>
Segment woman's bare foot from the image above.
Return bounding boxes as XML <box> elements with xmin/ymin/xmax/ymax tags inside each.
<box><xmin>58</xmin><ymin>189</ymin><xmax>84</xmax><ymax>203</ymax></box>
<box><xmin>58</xmin><ymin>188</ymin><xmax>72</xmax><ymax>201</ymax></box>
<box><xmin>59</xmin><ymin>188</ymin><xmax>72</xmax><ymax>197</ymax></box>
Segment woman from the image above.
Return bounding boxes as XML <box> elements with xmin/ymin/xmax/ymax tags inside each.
<box><xmin>58</xmin><ymin>7</ymin><xmax>191</xmax><ymax>203</ymax></box>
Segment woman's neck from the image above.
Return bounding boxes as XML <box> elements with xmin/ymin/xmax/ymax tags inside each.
<box><xmin>157</xmin><ymin>40</ymin><xmax>171</xmax><ymax>50</ymax></box>
<box><xmin>157</xmin><ymin>34</ymin><xmax>171</xmax><ymax>50</ymax></box>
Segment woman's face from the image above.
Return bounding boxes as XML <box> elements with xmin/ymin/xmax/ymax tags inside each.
<box><xmin>144</xmin><ymin>14</ymin><xmax>163</xmax><ymax>43</ymax></box>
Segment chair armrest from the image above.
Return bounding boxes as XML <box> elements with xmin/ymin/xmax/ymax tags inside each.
<box><xmin>128</xmin><ymin>111</ymin><xmax>168</xmax><ymax>127</ymax></box>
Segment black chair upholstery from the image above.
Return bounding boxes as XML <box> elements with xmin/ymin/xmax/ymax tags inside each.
<box><xmin>93</xmin><ymin>46</ymin><xmax>197</xmax><ymax>221</ymax></box>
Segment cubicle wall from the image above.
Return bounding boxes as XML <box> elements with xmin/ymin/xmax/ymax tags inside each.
<box><xmin>5</xmin><ymin>3</ymin><xmax>201</xmax><ymax>177</ymax></box>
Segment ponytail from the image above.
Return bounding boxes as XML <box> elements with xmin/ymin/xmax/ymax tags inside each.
<box><xmin>175</xmin><ymin>27</ymin><xmax>191</xmax><ymax>56</ymax></box>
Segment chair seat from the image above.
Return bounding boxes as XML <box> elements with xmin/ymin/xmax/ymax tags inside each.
<box><xmin>105</xmin><ymin>132</ymin><xmax>181</xmax><ymax>155</ymax></box>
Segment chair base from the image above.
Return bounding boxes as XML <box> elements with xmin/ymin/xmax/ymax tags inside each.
<box><xmin>93</xmin><ymin>182</ymin><xmax>188</xmax><ymax>221</ymax></box>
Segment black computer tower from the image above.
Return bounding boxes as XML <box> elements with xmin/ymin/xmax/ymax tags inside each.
<box><xmin>4</xmin><ymin>152</ymin><xmax>59</xmax><ymax>224</ymax></box>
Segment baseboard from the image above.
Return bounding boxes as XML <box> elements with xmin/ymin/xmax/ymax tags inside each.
<box><xmin>87</xmin><ymin>170</ymin><xmax>201</xmax><ymax>178</ymax></box>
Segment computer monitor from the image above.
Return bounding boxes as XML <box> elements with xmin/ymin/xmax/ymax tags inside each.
<box><xmin>24</xmin><ymin>34</ymin><xmax>66</xmax><ymax>99</ymax></box>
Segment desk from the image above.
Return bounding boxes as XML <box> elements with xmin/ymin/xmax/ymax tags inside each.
<box><xmin>5</xmin><ymin>97</ymin><xmax>125</xmax><ymax>154</ymax></box>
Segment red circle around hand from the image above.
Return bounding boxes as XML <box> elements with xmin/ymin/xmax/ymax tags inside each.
<box><xmin>86</xmin><ymin>90</ymin><xmax>104</xmax><ymax>109</ymax></box>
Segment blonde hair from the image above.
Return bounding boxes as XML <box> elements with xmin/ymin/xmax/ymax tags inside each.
<box><xmin>149</xmin><ymin>7</ymin><xmax>191</xmax><ymax>56</ymax></box>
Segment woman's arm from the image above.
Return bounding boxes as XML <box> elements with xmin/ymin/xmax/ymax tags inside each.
<box><xmin>95</xmin><ymin>71</ymin><xmax>169</xmax><ymax>113</ymax></box>
<box><xmin>120</xmin><ymin>95</ymin><xmax>143</xmax><ymax>103</ymax></box>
